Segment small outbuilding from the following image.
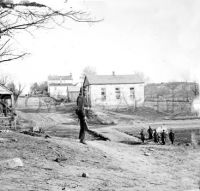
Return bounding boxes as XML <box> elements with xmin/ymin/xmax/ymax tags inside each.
<box><xmin>0</xmin><ymin>84</ymin><xmax>14</xmax><ymax>114</ymax></box>
<box><xmin>83</xmin><ymin>74</ymin><xmax>144</xmax><ymax>109</ymax></box>
<box><xmin>0</xmin><ymin>84</ymin><xmax>15</xmax><ymax>129</ymax></box>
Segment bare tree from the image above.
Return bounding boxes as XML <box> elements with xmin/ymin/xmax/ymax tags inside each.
<box><xmin>81</xmin><ymin>65</ymin><xmax>97</xmax><ymax>78</ymax></box>
<box><xmin>6</xmin><ymin>81</ymin><xmax>25</xmax><ymax>103</ymax></box>
<box><xmin>132</xmin><ymin>71</ymin><xmax>150</xmax><ymax>83</ymax></box>
<box><xmin>0</xmin><ymin>0</ymin><xmax>98</xmax><ymax>64</ymax></box>
<box><xmin>30</xmin><ymin>82</ymin><xmax>39</xmax><ymax>95</ymax></box>
<box><xmin>30</xmin><ymin>81</ymin><xmax>48</xmax><ymax>95</ymax></box>
<box><xmin>0</xmin><ymin>74</ymin><xmax>10</xmax><ymax>85</ymax></box>
<box><xmin>192</xmin><ymin>82</ymin><xmax>199</xmax><ymax>97</ymax></box>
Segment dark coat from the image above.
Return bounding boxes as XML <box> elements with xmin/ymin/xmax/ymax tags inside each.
<box><xmin>76</xmin><ymin>94</ymin><xmax>89</xmax><ymax>141</ymax></box>
<box><xmin>76</xmin><ymin>95</ymin><xmax>88</xmax><ymax>118</ymax></box>
<box><xmin>147</xmin><ymin>127</ymin><xmax>153</xmax><ymax>139</ymax></box>
<box><xmin>169</xmin><ymin>131</ymin><xmax>175</xmax><ymax>142</ymax></box>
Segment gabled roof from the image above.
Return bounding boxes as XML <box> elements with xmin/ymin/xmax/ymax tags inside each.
<box><xmin>84</xmin><ymin>75</ymin><xmax>144</xmax><ymax>86</ymax></box>
<box><xmin>49</xmin><ymin>83</ymin><xmax>73</xmax><ymax>86</ymax></box>
<box><xmin>48</xmin><ymin>75</ymin><xmax>72</xmax><ymax>81</ymax></box>
<box><xmin>0</xmin><ymin>84</ymin><xmax>13</xmax><ymax>95</ymax></box>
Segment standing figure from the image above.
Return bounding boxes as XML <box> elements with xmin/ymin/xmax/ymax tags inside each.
<box><xmin>153</xmin><ymin>129</ymin><xmax>159</xmax><ymax>143</ymax></box>
<box><xmin>2</xmin><ymin>101</ymin><xmax>7</xmax><ymax>117</ymax></box>
<box><xmin>140</xmin><ymin>129</ymin><xmax>145</xmax><ymax>143</ymax></box>
<box><xmin>76</xmin><ymin>87</ymin><xmax>88</xmax><ymax>144</ymax></box>
<box><xmin>161</xmin><ymin>130</ymin><xmax>167</xmax><ymax>145</ymax></box>
<box><xmin>147</xmin><ymin>126</ymin><xmax>153</xmax><ymax>139</ymax></box>
<box><xmin>169</xmin><ymin>129</ymin><xmax>175</xmax><ymax>144</ymax></box>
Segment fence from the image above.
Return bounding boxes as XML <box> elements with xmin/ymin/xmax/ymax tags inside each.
<box><xmin>144</xmin><ymin>99</ymin><xmax>192</xmax><ymax>113</ymax></box>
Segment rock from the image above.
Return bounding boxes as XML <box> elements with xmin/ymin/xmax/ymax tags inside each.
<box><xmin>144</xmin><ymin>152</ymin><xmax>151</xmax><ymax>156</ymax></box>
<box><xmin>10</xmin><ymin>138</ymin><xmax>18</xmax><ymax>142</ymax></box>
<box><xmin>0</xmin><ymin>158</ymin><xmax>23</xmax><ymax>169</ymax></box>
<box><xmin>82</xmin><ymin>172</ymin><xmax>88</xmax><ymax>178</ymax></box>
<box><xmin>148</xmin><ymin>148</ymin><xmax>154</xmax><ymax>151</ymax></box>
<box><xmin>45</xmin><ymin>134</ymin><xmax>51</xmax><ymax>139</ymax></box>
<box><xmin>54</xmin><ymin>157</ymin><xmax>68</xmax><ymax>163</ymax></box>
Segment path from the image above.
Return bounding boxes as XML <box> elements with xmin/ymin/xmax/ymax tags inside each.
<box><xmin>86</xmin><ymin>127</ymin><xmax>200</xmax><ymax>191</ymax></box>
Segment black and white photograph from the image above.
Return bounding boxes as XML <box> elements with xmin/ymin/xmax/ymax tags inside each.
<box><xmin>0</xmin><ymin>0</ymin><xmax>200</xmax><ymax>190</ymax></box>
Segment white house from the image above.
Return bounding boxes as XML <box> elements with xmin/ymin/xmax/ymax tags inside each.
<box><xmin>83</xmin><ymin>74</ymin><xmax>145</xmax><ymax>109</ymax></box>
<box><xmin>48</xmin><ymin>74</ymin><xmax>73</xmax><ymax>99</ymax></box>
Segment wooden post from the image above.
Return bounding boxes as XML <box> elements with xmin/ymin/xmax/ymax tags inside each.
<box><xmin>66</xmin><ymin>85</ymin><xmax>70</xmax><ymax>102</ymax></box>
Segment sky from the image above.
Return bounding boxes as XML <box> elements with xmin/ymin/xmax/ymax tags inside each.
<box><xmin>1</xmin><ymin>0</ymin><xmax>200</xmax><ymax>92</ymax></box>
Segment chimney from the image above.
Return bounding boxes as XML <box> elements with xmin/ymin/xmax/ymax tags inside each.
<box><xmin>112</xmin><ymin>71</ymin><xmax>115</xmax><ymax>76</ymax></box>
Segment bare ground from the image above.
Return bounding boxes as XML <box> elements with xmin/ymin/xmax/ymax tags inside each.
<box><xmin>0</xmin><ymin>105</ymin><xmax>200</xmax><ymax>191</ymax></box>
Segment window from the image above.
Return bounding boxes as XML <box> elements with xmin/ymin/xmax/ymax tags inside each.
<box><xmin>130</xmin><ymin>87</ymin><xmax>135</xmax><ymax>99</ymax></box>
<box><xmin>115</xmin><ymin>87</ymin><xmax>120</xmax><ymax>99</ymax></box>
<box><xmin>101</xmin><ymin>88</ymin><xmax>106</xmax><ymax>100</ymax></box>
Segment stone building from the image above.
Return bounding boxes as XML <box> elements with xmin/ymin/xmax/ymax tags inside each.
<box><xmin>83</xmin><ymin>74</ymin><xmax>144</xmax><ymax>109</ymax></box>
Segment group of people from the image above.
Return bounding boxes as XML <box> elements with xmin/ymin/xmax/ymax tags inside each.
<box><xmin>140</xmin><ymin>126</ymin><xmax>175</xmax><ymax>145</ymax></box>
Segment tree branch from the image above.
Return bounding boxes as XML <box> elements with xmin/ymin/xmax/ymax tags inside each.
<box><xmin>0</xmin><ymin>0</ymin><xmax>101</xmax><ymax>64</ymax></box>
<box><xmin>0</xmin><ymin>53</ymin><xmax>28</xmax><ymax>63</ymax></box>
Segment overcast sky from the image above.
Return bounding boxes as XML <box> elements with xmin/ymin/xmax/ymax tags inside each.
<box><xmin>1</xmin><ymin>0</ymin><xmax>200</xmax><ymax>92</ymax></box>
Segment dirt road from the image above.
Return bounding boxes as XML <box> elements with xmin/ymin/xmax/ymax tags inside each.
<box><xmin>1</xmin><ymin>105</ymin><xmax>199</xmax><ymax>191</ymax></box>
<box><xmin>87</xmin><ymin>127</ymin><xmax>200</xmax><ymax>191</ymax></box>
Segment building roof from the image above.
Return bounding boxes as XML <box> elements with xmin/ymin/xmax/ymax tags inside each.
<box><xmin>48</xmin><ymin>75</ymin><xmax>72</xmax><ymax>81</ymax></box>
<box><xmin>0</xmin><ymin>84</ymin><xmax>13</xmax><ymax>95</ymax></box>
<box><xmin>84</xmin><ymin>75</ymin><xmax>144</xmax><ymax>86</ymax></box>
<box><xmin>49</xmin><ymin>83</ymin><xmax>73</xmax><ymax>86</ymax></box>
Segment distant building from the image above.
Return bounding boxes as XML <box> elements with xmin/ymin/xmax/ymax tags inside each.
<box><xmin>83</xmin><ymin>74</ymin><xmax>145</xmax><ymax>109</ymax></box>
<box><xmin>68</xmin><ymin>84</ymin><xmax>81</xmax><ymax>102</ymax></box>
<box><xmin>48</xmin><ymin>74</ymin><xmax>73</xmax><ymax>99</ymax></box>
<box><xmin>47</xmin><ymin>74</ymin><xmax>80</xmax><ymax>101</ymax></box>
